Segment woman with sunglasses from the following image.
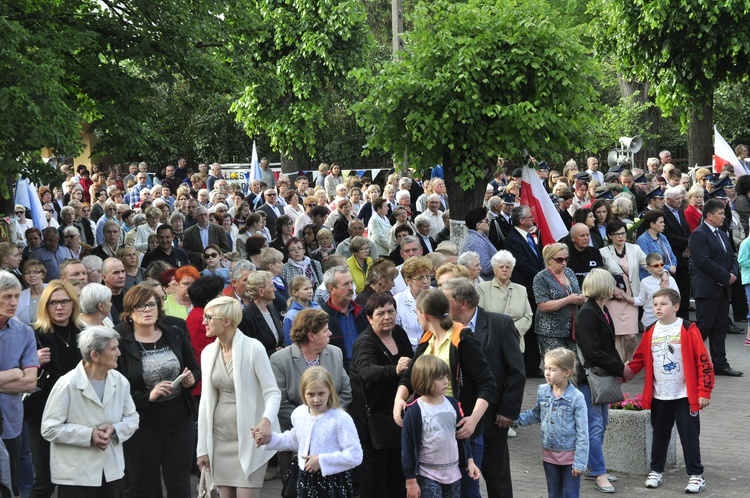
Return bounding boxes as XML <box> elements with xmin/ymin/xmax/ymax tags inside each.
<box><xmin>26</xmin><ymin>280</ymin><xmax>84</xmax><ymax>497</ymax></box>
<box><xmin>11</xmin><ymin>204</ymin><xmax>34</xmax><ymax>248</ymax></box>
<box><xmin>115</xmin><ymin>284</ymin><xmax>200</xmax><ymax>498</ymax></box>
<box><xmin>532</xmin><ymin>242</ymin><xmax>586</xmax><ymax>357</ymax></box>
<box><xmin>202</xmin><ymin>244</ymin><xmax>230</xmax><ymax>285</ymax></box>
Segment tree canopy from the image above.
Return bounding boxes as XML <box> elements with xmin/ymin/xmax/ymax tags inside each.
<box><xmin>352</xmin><ymin>0</ymin><xmax>599</xmax><ymax>214</ymax></box>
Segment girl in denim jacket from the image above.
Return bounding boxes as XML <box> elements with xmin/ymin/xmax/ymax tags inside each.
<box><xmin>516</xmin><ymin>348</ymin><xmax>589</xmax><ymax>498</ymax></box>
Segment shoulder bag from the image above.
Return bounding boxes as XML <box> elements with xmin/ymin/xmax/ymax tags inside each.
<box><xmin>576</xmin><ymin>347</ymin><xmax>624</xmax><ymax>406</ymax></box>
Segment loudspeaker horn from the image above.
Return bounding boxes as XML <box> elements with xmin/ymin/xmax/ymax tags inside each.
<box><xmin>619</xmin><ymin>136</ymin><xmax>642</xmax><ymax>154</ymax></box>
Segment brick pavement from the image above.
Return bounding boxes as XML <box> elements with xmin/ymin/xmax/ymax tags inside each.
<box><xmin>190</xmin><ymin>325</ymin><xmax>749</xmax><ymax>498</ymax></box>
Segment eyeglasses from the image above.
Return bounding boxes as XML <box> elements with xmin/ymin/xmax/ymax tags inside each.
<box><xmin>551</xmin><ymin>257</ymin><xmax>570</xmax><ymax>264</ymax></box>
<box><xmin>205</xmin><ymin>252</ymin><xmax>219</xmax><ymax>259</ymax></box>
<box><xmin>204</xmin><ymin>313</ymin><xmax>225</xmax><ymax>321</ymax></box>
<box><xmin>649</xmin><ymin>262</ymin><xmax>665</xmax><ymax>268</ymax></box>
<box><xmin>410</xmin><ymin>275</ymin><xmax>431</xmax><ymax>282</ymax></box>
<box><xmin>611</xmin><ymin>232</ymin><xmax>627</xmax><ymax>237</ymax></box>
<box><xmin>14</xmin><ymin>211</ymin><xmax>24</xmax><ymax>215</ymax></box>
<box><xmin>47</xmin><ymin>299</ymin><xmax>72</xmax><ymax>308</ymax></box>
<box><xmin>134</xmin><ymin>302</ymin><xmax>159</xmax><ymax>312</ymax></box>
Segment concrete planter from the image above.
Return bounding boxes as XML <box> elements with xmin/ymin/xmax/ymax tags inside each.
<box><xmin>602</xmin><ymin>409</ymin><xmax>677</xmax><ymax>475</ymax></box>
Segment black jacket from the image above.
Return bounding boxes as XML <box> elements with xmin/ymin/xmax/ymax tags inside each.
<box><xmin>574</xmin><ymin>300</ymin><xmax>625</xmax><ymax>383</ymax></box>
<box><xmin>238</xmin><ymin>301</ymin><xmax>284</xmax><ymax>357</ymax></box>
<box><xmin>503</xmin><ymin>228</ymin><xmax>544</xmax><ymax>307</ymax></box>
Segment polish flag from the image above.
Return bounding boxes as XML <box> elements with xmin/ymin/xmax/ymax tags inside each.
<box><xmin>714</xmin><ymin>125</ymin><xmax>747</xmax><ymax>176</ymax></box>
<box><xmin>520</xmin><ymin>165</ymin><xmax>569</xmax><ymax>245</ymax></box>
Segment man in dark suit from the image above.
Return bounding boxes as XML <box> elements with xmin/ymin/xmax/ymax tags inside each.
<box><xmin>182</xmin><ymin>206</ymin><xmax>230</xmax><ymax>269</ymax></box>
<box><xmin>256</xmin><ymin>188</ymin><xmax>284</xmax><ymax>228</ymax></box>
<box><xmin>661</xmin><ymin>186</ymin><xmax>692</xmax><ymax>319</ymax></box>
<box><xmin>688</xmin><ymin>199</ymin><xmax>743</xmax><ymax>376</ymax></box>
<box><xmin>503</xmin><ymin>205</ymin><xmax>544</xmax><ymax>376</ymax></box>
<box><xmin>413</xmin><ymin>217</ymin><xmax>436</xmax><ymax>254</ymax></box>
<box><xmin>443</xmin><ymin>278</ymin><xmax>525</xmax><ymax>498</ymax></box>
<box><xmin>321</xmin><ymin>266</ymin><xmax>369</xmax><ymax>370</ymax></box>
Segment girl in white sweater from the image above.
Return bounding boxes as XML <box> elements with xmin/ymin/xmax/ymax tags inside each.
<box><xmin>257</xmin><ymin>366</ymin><xmax>362</xmax><ymax>497</ymax></box>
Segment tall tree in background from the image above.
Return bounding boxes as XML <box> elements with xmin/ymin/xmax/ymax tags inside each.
<box><xmin>230</xmin><ymin>0</ymin><xmax>374</xmax><ymax>170</ymax></box>
<box><xmin>592</xmin><ymin>0</ymin><xmax>750</xmax><ymax>166</ymax></box>
<box><xmin>353</xmin><ymin>0</ymin><xmax>599</xmax><ymax>223</ymax></box>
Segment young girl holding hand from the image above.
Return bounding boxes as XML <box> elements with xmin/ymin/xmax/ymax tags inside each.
<box><xmin>516</xmin><ymin>348</ymin><xmax>589</xmax><ymax>498</ymax></box>
<box><xmin>256</xmin><ymin>366</ymin><xmax>362</xmax><ymax>497</ymax></box>
<box><xmin>401</xmin><ymin>355</ymin><xmax>480</xmax><ymax>498</ymax></box>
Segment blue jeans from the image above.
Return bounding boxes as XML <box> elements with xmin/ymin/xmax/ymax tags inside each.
<box><xmin>744</xmin><ymin>284</ymin><xmax>750</xmax><ymax>321</ymax></box>
<box><xmin>543</xmin><ymin>462</ymin><xmax>580</xmax><ymax>498</ymax></box>
<box><xmin>459</xmin><ymin>435</ymin><xmax>483</xmax><ymax>498</ymax></box>
<box><xmin>579</xmin><ymin>384</ymin><xmax>608</xmax><ymax>476</ymax></box>
<box><xmin>417</xmin><ymin>476</ymin><xmax>461</xmax><ymax>498</ymax></box>
<box><xmin>18</xmin><ymin>423</ymin><xmax>33</xmax><ymax>498</ymax></box>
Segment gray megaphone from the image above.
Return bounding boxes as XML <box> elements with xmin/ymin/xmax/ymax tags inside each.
<box><xmin>619</xmin><ymin>136</ymin><xmax>642</xmax><ymax>154</ymax></box>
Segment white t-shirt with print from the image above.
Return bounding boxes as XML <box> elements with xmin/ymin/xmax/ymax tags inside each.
<box><xmin>651</xmin><ymin>318</ymin><xmax>688</xmax><ymax>400</ymax></box>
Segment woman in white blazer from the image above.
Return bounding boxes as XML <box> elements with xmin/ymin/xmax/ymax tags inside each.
<box><xmin>599</xmin><ymin>219</ymin><xmax>648</xmax><ymax>361</ymax></box>
<box><xmin>41</xmin><ymin>326</ymin><xmax>139</xmax><ymax>495</ymax></box>
<box><xmin>197</xmin><ymin>296</ymin><xmax>281</xmax><ymax>497</ymax></box>
<box><xmin>367</xmin><ymin>198</ymin><xmax>392</xmax><ymax>257</ymax></box>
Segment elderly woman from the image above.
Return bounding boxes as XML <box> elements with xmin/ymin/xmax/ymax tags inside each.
<box><xmin>600</xmin><ymin>220</ymin><xmax>648</xmax><ymax>361</ymax></box>
<box><xmin>115</xmin><ymin>284</ymin><xmax>200</xmax><ymax>498</ymax></box>
<box><xmin>350</xmin><ymin>293</ymin><xmax>413</xmax><ymax>498</ymax></box>
<box><xmin>26</xmin><ymin>280</ymin><xmax>84</xmax><ymax>498</ymax></box>
<box><xmin>11</xmin><ymin>204</ymin><xmax>34</xmax><ymax>248</ymax></box>
<box><xmin>575</xmin><ymin>269</ymin><xmax>629</xmax><ymax>494</ymax></box>
<box><xmin>309</xmin><ymin>227</ymin><xmax>336</xmax><ymax>263</ymax></box>
<box><xmin>197</xmin><ymin>296</ymin><xmax>281</xmax><ymax>497</ymax></box>
<box><xmin>17</xmin><ymin>260</ymin><xmax>47</xmax><ymax>325</ymax></box>
<box><xmin>270</xmin><ymin>308</ymin><xmax>352</xmax><ymax>486</ymax></box>
<box><xmin>41</xmin><ymin>326</ymin><xmax>139</xmax><ymax>497</ymax></box>
<box><xmin>684</xmin><ymin>185</ymin><xmax>705</xmax><ymax>232</ymax></box>
<box><xmin>280</xmin><ymin>237</ymin><xmax>324</xmax><ymax>291</ymax></box>
<box><xmin>394</xmin><ymin>256</ymin><xmax>434</xmax><ymax>351</ymax></box>
<box><xmin>610</xmin><ymin>197</ymin><xmax>634</xmax><ymax>225</ymax></box>
<box><xmin>62</xmin><ymin>226</ymin><xmax>92</xmax><ymax>260</ymax></box>
<box><xmin>457</xmin><ymin>251</ymin><xmax>483</xmax><ymax>287</ymax></box>
<box><xmin>532</xmin><ymin>243</ymin><xmax>586</xmax><ymax>357</ymax></box>
<box><xmin>354</xmin><ymin>258</ymin><xmax>398</xmax><ymax>307</ymax></box>
<box><xmin>80</xmin><ymin>283</ymin><xmax>115</xmax><ymax>328</ymax></box>
<box><xmin>347</xmin><ymin>236</ymin><xmax>373</xmax><ymax>294</ymax></box>
<box><xmin>116</xmin><ymin>245</ymin><xmax>142</xmax><ymax>292</ymax></box>
<box><xmin>477</xmin><ymin>250</ymin><xmax>533</xmax><ymax>351</ymax></box>
<box><xmin>163</xmin><ymin>265</ymin><xmax>200</xmax><ymax>319</ymax></box>
<box><xmin>435</xmin><ymin>263</ymin><xmax>470</xmax><ymax>288</ymax></box>
<box><xmin>238</xmin><ymin>271</ymin><xmax>285</xmax><ymax>356</ymax></box>
<box><xmin>636</xmin><ymin>210</ymin><xmax>677</xmax><ymax>280</ymax></box>
<box><xmin>134</xmin><ymin>207</ymin><xmax>161</xmax><ymax>253</ymax></box>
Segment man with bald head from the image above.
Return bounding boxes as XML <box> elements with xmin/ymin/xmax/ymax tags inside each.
<box><xmin>566</xmin><ymin>223</ymin><xmax>604</xmax><ymax>287</ymax></box>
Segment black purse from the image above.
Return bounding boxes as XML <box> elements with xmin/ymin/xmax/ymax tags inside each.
<box><xmin>281</xmin><ymin>456</ymin><xmax>299</xmax><ymax>498</ymax></box>
<box><xmin>366</xmin><ymin>409</ymin><xmax>401</xmax><ymax>450</ymax></box>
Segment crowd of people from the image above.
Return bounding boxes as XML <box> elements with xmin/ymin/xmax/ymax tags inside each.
<box><xmin>0</xmin><ymin>149</ymin><xmax>744</xmax><ymax>497</ymax></box>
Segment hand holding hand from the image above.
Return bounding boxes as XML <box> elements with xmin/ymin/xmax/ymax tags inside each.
<box><xmin>180</xmin><ymin>367</ymin><xmax>195</xmax><ymax>388</ymax></box>
<box><xmin>622</xmin><ymin>364</ymin><xmax>635</xmax><ymax>381</ymax></box>
<box><xmin>90</xmin><ymin>427</ymin><xmax>109</xmax><ymax>451</ymax></box>
<box><xmin>302</xmin><ymin>454</ymin><xmax>320</xmax><ymax>473</ymax></box>
<box><xmin>252</xmin><ymin>418</ymin><xmax>272</xmax><ymax>447</ymax></box>
<box><xmin>149</xmin><ymin>381</ymin><xmax>172</xmax><ymax>401</ymax></box>
<box><xmin>396</xmin><ymin>357</ymin><xmax>411</xmax><ymax>375</ymax></box>
<box><xmin>495</xmin><ymin>415</ymin><xmax>513</xmax><ymax>428</ymax></box>
<box><xmin>572</xmin><ymin>468</ymin><xmax>584</xmax><ymax>477</ymax></box>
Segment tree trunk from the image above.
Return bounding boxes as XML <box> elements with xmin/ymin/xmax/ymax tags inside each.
<box><xmin>617</xmin><ymin>77</ymin><xmax>660</xmax><ymax>159</ymax></box>
<box><xmin>280</xmin><ymin>149</ymin><xmax>300</xmax><ymax>174</ymax></box>
<box><xmin>442</xmin><ymin>151</ymin><xmax>492</xmax><ymax>249</ymax></box>
<box><xmin>687</xmin><ymin>98</ymin><xmax>713</xmax><ymax>168</ymax></box>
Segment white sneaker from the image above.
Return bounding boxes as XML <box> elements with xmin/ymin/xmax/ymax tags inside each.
<box><xmin>645</xmin><ymin>471</ymin><xmax>663</xmax><ymax>488</ymax></box>
<box><xmin>685</xmin><ymin>475</ymin><xmax>706</xmax><ymax>493</ymax></box>
<box><xmin>507</xmin><ymin>427</ymin><xmax>517</xmax><ymax>438</ymax></box>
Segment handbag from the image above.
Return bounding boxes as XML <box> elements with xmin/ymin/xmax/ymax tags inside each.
<box><xmin>197</xmin><ymin>467</ymin><xmax>215</xmax><ymax>498</ymax></box>
<box><xmin>366</xmin><ymin>409</ymin><xmax>401</xmax><ymax>450</ymax></box>
<box><xmin>281</xmin><ymin>456</ymin><xmax>299</xmax><ymax>498</ymax></box>
<box><xmin>576</xmin><ymin>347</ymin><xmax>624</xmax><ymax>406</ymax></box>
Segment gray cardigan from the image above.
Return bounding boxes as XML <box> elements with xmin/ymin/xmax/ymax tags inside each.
<box><xmin>270</xmin><ymin>344</ymin><xmax>352</xmax><ymax>430</ymax></box>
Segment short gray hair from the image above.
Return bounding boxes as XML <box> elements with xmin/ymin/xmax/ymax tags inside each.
<box><xmin>0</xmin><ymin>270</ymin><xmax>22</xmax><ymax>292</ymax></box>
<box><xmin>664</xmin><ymin>186</ymin><xmax>683</xmax><ymax>199</ymax></box>
<box><xmin>62</xmin><ymin>226</ymin><xmax>80</xmax><ymax>237</ymax></box>
<box><xmin>400</xmin><ymin>235</ymin><xmax>420</xmax><ymax>249</ymax></box>
<box><xmin>491</xmin><ymin>250</ymin><xmax>516</xmax><ymax>269</ymax></box>
<box><xmin>323</xmin><ymin>266</ymin><xmax>350</xmax><ymax>290</ymax></box>
<box><xmin>441</xmin><ymin>277</ymin><xmax>480</xmax><ymax>307</ymax></box>
<box><xmin>435</xmin><ymin>241</ymin><xmax>457</xmax><ymax>255</ymax></box>
<box><xmin>80</xmin><ymin>283</ymin><xmax>112</xmax><ymax>314</ymax></box>
<box><xmin>168</xmin><ymin>211</ymin><xmax>185</xmax><ymax>225</ymax></box>
<box><xmin>457</xmin><ymin>251</ymin><xmax>480</xmax><ymax>267</ymax></box>
<box><xmin>414</xmin><ymin>215</ymin><xmax>431</xmax><ymax>229</ymax></box>
<box><xmin>81</xmin><ymin>255</ymin><xmax>103</xmax><ymax>274</ymax></box>
<box><xmin>231</xmin><ymin>260</ymin><xmax>256</xmax><ymax>281</ymax></box>
<box><xmin>78</xmin><ymin>326</ymin><xmax>120</xmax><ymax>362</ymax></box>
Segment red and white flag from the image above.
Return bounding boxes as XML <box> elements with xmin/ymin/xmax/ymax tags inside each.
<box><xmin>520</xmin><ymin>165</ymin><xmax>568</xmax><ymax>246</ymax></box>
<box><xmin>714</xmin><ymin>125</ymin><xmax>747</xmax><ymax>176</ymax></box>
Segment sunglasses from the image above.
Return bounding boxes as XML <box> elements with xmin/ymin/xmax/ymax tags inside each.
<box><xmin>649</xmin><ymin>262</ymin><xmax>665</xmax><ymax>268</ymax></box>
<box><xmin>551</xmin><ymin>257</ymin><xmax>570</xmax><ymax>264</ymax></box>
<box><xmin>15</xmin><ymin>211</ymin><xmax>24</xmax><ymax>215</ymax></box>
<box><xmin>205</xmin><ymin>252</ymin><xmax>220</xmax><ymax>259</ymax></box>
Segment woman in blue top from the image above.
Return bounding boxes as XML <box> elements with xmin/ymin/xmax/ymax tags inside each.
<box><xmin>201</xmin><ymin>244</ymin><xmax>230</xmax><ymax>285</ymax></box>
<box><xmin>636</xmin><ymin>210</ymin><xmax>677</xmax><ymax>280</ymax></box>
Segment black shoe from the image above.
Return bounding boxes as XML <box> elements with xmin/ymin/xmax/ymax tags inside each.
<box><xmin>715</xmin><ymin>367</ymin><xmax>744</xmax><ymax>377</ymax></box>
<box><xmin>728</xmin><ymin>324</ymin><xmax>744</xmax><ymax>334</ymax></box>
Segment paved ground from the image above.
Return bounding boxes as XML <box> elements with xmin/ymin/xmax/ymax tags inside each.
<box><xmin>179</xmin><ymin>322</ymin><xmax>750</xmax><ymax>497</ymax></box>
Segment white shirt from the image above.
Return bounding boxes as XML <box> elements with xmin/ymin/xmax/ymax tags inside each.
<box><xmin>651</xmin><ymin>319</ymin><xmax>688</xmax><ymax>400</ymax></box>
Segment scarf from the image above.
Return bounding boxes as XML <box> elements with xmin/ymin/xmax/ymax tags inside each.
<box><xmin>290</xmin><ymin>257</ymin><xmax>318</xmax><ymax>286</ymax></box>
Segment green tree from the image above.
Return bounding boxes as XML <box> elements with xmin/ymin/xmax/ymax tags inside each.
<box><xmin>591</xmin><ymin>0</ymin><xmax>750</xmax><ymax>166</ymax></box>
<box><xmin>230</xmin><ymin>0</ymin><xmax>374</xmax><ymax>169</ymax></box>
<box><xmin>352</xmin><ymin>0</ymin><xmax>599</xmax><ymax>220</ymax></box>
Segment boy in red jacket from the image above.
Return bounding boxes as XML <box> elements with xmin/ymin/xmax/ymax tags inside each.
<box><xmin>626</xmin><ymin>288</ymin><xmax>714</xmax><ymax>494</ymax></box>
